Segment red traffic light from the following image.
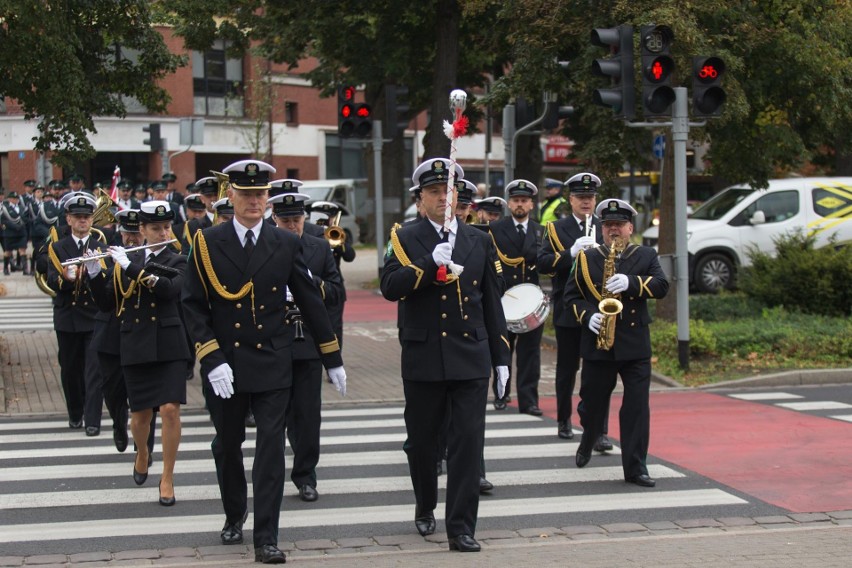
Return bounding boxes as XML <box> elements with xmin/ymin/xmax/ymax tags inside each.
<box><xmin>694</xmin><ymin>57</ymin><xmax>725</xmax><ymax>83</ymax></box>
<box><xmin>341</xmin><ymin>85</ymin><xmax>356</xmax><ymax>101</ymax></box>
<box><xmin>355</xmin><ymin>104</ymin><xmax>371</xmax><ymax>118</ymax></box>
<box><xmin>644</xmin><ymin>55</ymin><xmax>674</xmax><ymax>84</ymax></box>
<box><xmin>340</xmin><ymin>103</ymin><xmax>353</xmax><ymax>118</ymax></box>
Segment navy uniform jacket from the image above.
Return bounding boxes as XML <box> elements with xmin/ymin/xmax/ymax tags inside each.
<box><xmin>46</xmin><ymin>232</ymin><xmax>108</xmax><ymax>333</ymax></box>
<box><xmin>490</xmin><ymin>217</ymin><xmax>544</xmax><ymax>289</ymax></box>
<box><xmin>30</xmin><ymin>201</ymin><xmax>61</xmax><ymax>243</ymax></box>
<box><xmin>89</xmin><ymin>257</ymin><xmax>121</xmax><ymax>356</ymax></box>
<box><xmin>288</xmin><ymin>233</ymin><xmax>343</xmax><ymax>360</ymax></box>
<box><xmin>182</xmin><ymin>220</ymin><xmax>343</xmax><ymax>392</ymax></box>
<box><xmin>381</xmin><ymin>217</ymin><xmax>511</xmax><ymax>382</ymax></box>
<box><xmin>537</xmin><ymin>215</ymin><xmax>604</xmax><ymax>327</ymax></box>
<box><xmin>177</xmin><ymin>216</ymin><xmax>213</xmax><ymax>255</ymax></box>
<box><xmin>91</xmin><ymin>248</ymin><xmax>190</xmax><ymax>366</ymax></box>
<box><xmin>0</xmin><ymin>201</ymin><xmax>27</xmax><ymax>240</ymax></box>
<box><xmin>563</xmin><ymin>243</ymin><xmax>669</xmax><ymax>361</ymax></box>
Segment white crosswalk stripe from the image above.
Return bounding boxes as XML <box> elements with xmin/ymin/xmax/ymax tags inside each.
<box><xmin>0</xmin><ymin>404</ymin><xmax>751</xmax><ymax>548</ymax></box>
<box><xmin>0</xmin><ymin>297</ymin><xmax>54</xmax><ymax>331</ymax></box>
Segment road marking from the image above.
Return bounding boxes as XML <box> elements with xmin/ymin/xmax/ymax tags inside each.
<box><xmin>776</xmin><ymin>401</ymin><xmax>852</xmax><ymax>411</ymax></box>
<box><xmin>728</xmin><ymin>392</ymin><xmax>804</xmax><ymax>401</ymax></box>
<box><xmin>829</xmin><ymin>414</ymin><xmax>852</xmax><ymax>423</ymax></box>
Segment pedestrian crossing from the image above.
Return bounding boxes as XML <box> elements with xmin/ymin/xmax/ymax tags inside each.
<box><xmin>727</xmin><ymin>391</ymin><xmax>852</xmax><ymax>423</ymax></box>
<box><xmin>0</xmin><ymin>296</ymin><xmax>53</xmax><ymax>332</ymax></box>
<box><xmin>0</xmin><ymin>404</ymin><xmax>753</xmax><ymax>555</ymax></box>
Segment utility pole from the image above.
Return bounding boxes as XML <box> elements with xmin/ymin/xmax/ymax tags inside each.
<box><xmin>372</xmin><ymin>119</ymin><xmax>384</xmax><ymax>278</ymax></box>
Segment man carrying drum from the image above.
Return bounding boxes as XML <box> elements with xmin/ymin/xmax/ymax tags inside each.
<box><xmin>489</xmin><ymin>179</ymin><xmax>545</xmax><ymax>415</ymax></box>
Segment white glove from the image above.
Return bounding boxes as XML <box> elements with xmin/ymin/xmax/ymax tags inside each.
<box><xmin>81</xmin><ymin>251</ymin><xmax>101</xmax><ymax>276</ymax></box>
<box><xmin>606</xmin><ymin>273</ymin><xmax>629</xmax><ymax>294</ymax></box>
<box><xmin>208</xmin><ymin>363</ymin><xmax>234</xmax><ymax>399</ymax></box>
<box><xmin>496</xmin><ymin>366</ymin><xmax>509</xmax><ymax>399</ymax></box>
<box><xmin>109</xmin><ymin>246</ymin><xmax>130</xmax><ymax>270</ymax></box>
<box><xmin>588</xmin><ymin>313</ymin><xmax>604</xmax><ymax>335</ymax></box>
<box><xmin>431</xmin><ymin>242</ymin><xmax>453</xmax><ymax>266</ymax></box>
<box><xmin>65</xmin><ymin>264</ymin><xmax>78</xmax><ymax>281</ymax></box>
<box><xmin>570</xmin><ymin>236</ymin><xmax>597</xmax><ymax>258</ymax></box>
<box><xmin>328</xmin><ymin>366</ymin><xmax>347</xmax><ymax>397</ymax></box>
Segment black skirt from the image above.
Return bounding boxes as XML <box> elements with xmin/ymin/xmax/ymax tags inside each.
<box><xmin>122</xmin><ymin>359</ymin><xmax>187</xmax><ymax>412</ymax></box>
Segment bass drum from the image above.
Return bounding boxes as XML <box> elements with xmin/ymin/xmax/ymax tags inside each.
<box><xmin>500</xmin><ymin>283</ymin><xmax>550</xmax><ymax>334</ymax></box>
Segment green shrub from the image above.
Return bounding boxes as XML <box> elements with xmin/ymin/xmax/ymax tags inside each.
<box><xmin>651</xmin><ymin>319</ymin><xmax>717</xmax><ymax>359</ymax></box>
<box><xmin>739</xmin><ymin>231</ymin><xmax>852</xmax><ymax>316</ymax></box>
<box><xmin>686</xmin><ymin>292</ymin><xmax>766</xmax><ymax>321</ymax></box>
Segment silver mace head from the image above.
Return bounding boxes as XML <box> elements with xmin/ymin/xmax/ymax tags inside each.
<box><xmin>449</xmin><ymin>89</ymin><xmax>467</xmax><ymax>114</ymax></box>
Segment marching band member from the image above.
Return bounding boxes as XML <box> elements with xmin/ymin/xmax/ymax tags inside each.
<box><xmin>489</xmin><ymin>179</ymin><xmax>545</xmax><ymax>414</ymax></box>
<box><xmin>381</xmin><ymin>158</ymin><xmax>510</xmax><ymax>553</ymax></box>
<box><xmin>474</xmin><ymin>196</ymin><xmax>506</xmax><ymax>224</ymax></box>
<box><xmin>45</xmin><ymin>193</ymin><xmax>107</xmax><ymax>434</ymax></box>
<box><xmin>182</xmin><ymin>159</ymin><xmax>346</xmax><ymax>564</ymax></box>
<box><xmin>564</xmin><ymin>199</ymin><xmax>668</xmax><ymax>487</ymax></box>
<box><xmin>270</xmin><ymin>192</ymin><xmax>343</xmax><ymax>502</ymax></box>
<box><xmin>537</xmin><ymin>173</ymin><xmax>605</xmax><ymax>441</ymax></box>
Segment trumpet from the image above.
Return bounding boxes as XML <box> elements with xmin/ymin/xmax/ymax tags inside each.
<box><xmin>60</xmin><ymin>239</ymin><xmax>178</xmax><ymax>267</ymax></box>
<box><xmin>324</xmin><ymin>210</ymin><xmax>346</xmax><ymax>248</ymax></box>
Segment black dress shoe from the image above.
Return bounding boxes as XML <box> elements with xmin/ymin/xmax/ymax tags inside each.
<box><xmin>68</xmin><ymin>420</ymin><xmax>83</xmax><ymax>429</ymax></box>
<box><xmin>479</xmin><ymin>477</ymin><xmax>493</xmax><ymax>494</ymax></box>
<box><xmin>254</xmin><ymin>544</ymin><xmax>287</xmax><ymax>564</ymax></box>
<box><xmin>245</xmin><ymin>410</ymin><xmax>256</xmax><ymax>428</ymax></box>
<box><xmin>557</xmin><ymin>421</ymin><xmax>574</xmax><ymax>439</ymax></box>
<box><xmin>493</xmin><ymin>397</ymin><xmax>507</xmax><ymax>410</ymax></box>
<box><xmin>448</xmin><ymin>534</ymin><xmax>481</xmax><ymax>552</ymax></box>
<box><xmin>158</xmin><ymin>480</ymin><xmax>176</xmax><ymax>506</ymax></box>
<box><xmin>299</xmin><ymin>485</ymin><xmax>318</xmax><ymax>502</ymax></box>
<box><xmin>85</xmin><ymin>426</ymin><xmax>100</xmax><ymax>437</ymax></box>
<box><xmin>414</xmin><ymin>508</ymin><xmax>436</xmax><ymax>536</ymax></box>
<box><xmin>220</xmin><ymin>509</ymin><xmax>248</xmax><ymax>545</ymax></box>
<box><xmin>113</xmin><ymin>427</ymin><xmax>128</xmax><ymax>453</ymax></box>
<box><xmin>436</xmin><ymin>460</ymin><xmax>443</xmax><ymax>476</ymax></box>
<box><xmin>576</xmin><ymin>436</ymin><xmax>593</xmax><ymax>468</ymax></box>
<box><xmin>522</xmin><ymin>406</ymin><xmax>543</xmax><ymax>416</ymax></box>
<box><xmin>626</xmin><ymin>474</ymin><xmax>657</xmax><ymax>488</ymax></box>
<box><xmin>594</xmin><ymin>434</ymin><xmax>613</xmax><ymax>452</ymax></box>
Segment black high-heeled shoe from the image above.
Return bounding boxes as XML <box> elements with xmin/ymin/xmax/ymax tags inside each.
<box><xmin>158</xmin><ymin>479</ymin><xmax>176</xmax><ymax>506</ymax></box>
<box><xmin>133</xmin><ymin>452</ymin><xmax>149</xmax><ymax>486</ymax></box>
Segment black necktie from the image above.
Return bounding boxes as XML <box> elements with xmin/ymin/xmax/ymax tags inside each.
<box><xmin>440</xmin><ymin>229</ymin><xmax>449</xmax><ymax>243</ymax></box>
<box><xmin>77</xmin><ymin>239</ymin><xmax>85</xmax><ymax>254</ymax></box>
<box><xmin>579</xmin><ymin>220</ymin><xmax>586</xmax><ymax>235</ymax></box>
<box><xmin>516</xmin><ymin>223</ymin><xmax>525</xmax><ymax>245</ymax></box>
<box><xmin>244</xmin><ymin>229</ymin><xmax>255</xmax><ymax>256</ymax></box>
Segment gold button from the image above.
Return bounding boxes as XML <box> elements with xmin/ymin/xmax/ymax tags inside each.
<box><xmin>234</xmin><ymin>341</ymin><xmax>240</xmax><ymax>347</ymax></box>
<box><xmin>150</xmin><ymin>316</ymin><xmax>155</xmax><ymax>321</ymax></box>
<box><xmin>256</xmin><ymin>343</ymin><xmax>262</xmax><ymax>349</ymax></box>
<box><xmin>151</xmin><ymin>303</ymin><xmax>156</xmax><ymax>308</ymax></box>
<box><xmin>464</xmin><ymin>296</ymin><xmax>469</xmax><ymax>302</ymax></box>
<box><xmin>463</xmin><ymin>315</ymin><xmax>469</xmax><ymax>320</ymax></box>
<box><xmin>259</xmin><ymin>305</ymin><xmax>265</xmax><ymax>310</ymax></box>
<box><xmin>235</xmin><ymin>323</ymin><xmax>241</xmax><ymax>329</ymax></box>
<box><xmin>463</xmin><ymin>332</ymin><xmax>469</xmax><ymax>337</ymax></box>
<box><xmin>236</xmin><ymin>303</ymin><xmax>242</xmax><ymax>309</ymax></box>
<box><xmin>257</xmin><ymin>324</ymin><xmax>263</xmax><ymax>330</ymax></box>
<box><xmin>630</xmin><ymin>322</ymin><xmax>635</xmax><ymax>327</ymax></box>
<box><xmin>441</xmin><ymin>295</ymin><xmax>447</xmax><ymax>300</ymax></box>
<box><xmin>441</xmin><ymin>313</ymin><xmax>447</xmax><ymax>319</ymax></box>
<box><xmin>71</xmin><ymin>301</ymin><xmax>76</xmax><ymax>306</ymax></box>
<box><xmin>442</xmin><ymin>332</ymin><xmax>447</xmax><ymax>337</ymax></box>
<box><xmin>134</xmin><ymin>318</ymin><xmax>139</xmax><ymax>323</ymax></box>
<box><xmin>83</xmin><ymin>301</ymin><xmax>88</xmax><ymax>306</ymax></box>
<box><xmin>473</xmin><ymin>280</ymin><xmax>478</xmax><ymax>285</ymax></box>
<box><xmin>631</xmin><ymin>309</ymin><xmax>636</xmax><ymax>314</ymax></box>
<box><xmin>272</xmin><ymin>287</ymin><xmax>278</xmax><ymax>292</ymax></box>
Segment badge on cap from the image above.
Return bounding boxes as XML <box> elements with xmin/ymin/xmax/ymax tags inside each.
<box><xmin>608</xmin><ymin>200</ymin><xmax>619</xmax><ymax>213</ymax></box>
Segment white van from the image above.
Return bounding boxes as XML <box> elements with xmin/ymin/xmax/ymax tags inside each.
<box><xmin>298</xmin><ymin>179</ymin><xmax>368</xmax><ymax>243</ymax></box>
<box><xmin>642</xmin><ymin>177</ymin><xmax>852</xmax><ymax>293</ymax></box>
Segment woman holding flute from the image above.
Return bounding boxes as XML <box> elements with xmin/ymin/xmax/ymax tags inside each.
<box><xmin>86</xmin><ymin>200</ymin><xmax>189</xmax><ymax>506</ymax></box>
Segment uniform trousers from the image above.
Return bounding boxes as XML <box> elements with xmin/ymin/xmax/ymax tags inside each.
<box><xmin>98</xmin><ymin>352</ymin><xmax>129</xmax><ymax>435</ymax></box>
<box><xmin>491</xmin><ymin>326</ymin><xmax>544</xmax><ymax>410</ymax></box>
<box><xmin>202</xmin><ymin>380</ymin><xmax>226</xmax><ymax>497</ymax></box>
<box><xmin>55</xmin><ymin>330</ymin><xmax>103</xmax><ymax>427</ymax></box>
<box><xmin>220</xmin><ymin>388</ymin><xmax>290</xmax><ymax>548</ymax></box>
<box><xmin>403</xmin><ymin>378</ymin><xmax>487</xmax><ymax>538</ymax></box>
<box><xmin>286</xmin><ymin>359</ymin><xmax>322</xmax><ymax>489</ymax></box>
<box><xmin>555</xmin><ymin>325</ymin><xmax>609</xmax><ymax>433</ymax></box>
<box><xmin>578</xmin><ymin>358</ymin><xmax>651</xmax><ymax>479</ymax></box>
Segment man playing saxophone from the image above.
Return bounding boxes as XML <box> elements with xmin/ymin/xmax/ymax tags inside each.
<box><xmin>563</xmin><ymin>199</ymin><xmax>668</xmax><ymax>488</ymax></box>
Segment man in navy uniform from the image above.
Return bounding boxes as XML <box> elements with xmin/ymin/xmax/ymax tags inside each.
<box><xmin>474</xmin><ymin>196</ymin><xmax>505</xmax><ymax>224</ymax></box>
<box><xmin>1</xmin><ymin>191</ymin><xmax>29</xmax><ymax>275</ymax></box>
<box><xmin>537</xmin><ymin>172</ymin><xmax>606</xmax><ymax>442</ymax></box>
<box><xmin>565</xmin><ymin>198</ymin><xmax>669</xmax><ymax>487</ymax></box>
<box><xmin>381</xmin><ymin>158</ymin><xmax>510</xmax><ymax>553</ymax></box>
<box><xmin>269</xmin><ymin>192</ymin><xmax>343</xmax><ymax>502</ymax></box>
<box><xmin>182</xmin><ymin>159</ymin><xmax>347</xmax><ymax>565</ymax></box>
<box><xmin>45</xmin><ymin>193</ymin><xmax>107</xmax><ymax>433</ymax></box>
<box><xmin>489</xmin><ymin>179</ymin><xmax>545</xmax><ymax>414</ymax></box>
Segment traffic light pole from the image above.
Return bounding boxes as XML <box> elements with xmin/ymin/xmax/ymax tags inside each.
<box><xmin>372</xmin><ymin>119</ymin><xmax>385</xmax><ymax>278</ymax></box>
<box><xmin>671</xmin><ymin>87</ymin><xmax>690</xmax><ymax>371</ymax></box>
<box><xmin>503</xmin><ymin>95</ymin><xmax>555</xmax><ymax>187</ymax></box>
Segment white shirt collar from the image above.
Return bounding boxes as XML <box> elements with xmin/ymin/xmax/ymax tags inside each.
<box><xmin>232</xmin><ymin>217</ymin><xmax>264</xmax><ymax>245</ymax></box>
<box><xmin>514</xmin><ymin>218</ymin><xmax>529</xmax><ymax>230</ymax></box>
<box><xmin>427</xmin><ymin>216</ymin><xmax>458</xmax><ymax>237</ymax></box>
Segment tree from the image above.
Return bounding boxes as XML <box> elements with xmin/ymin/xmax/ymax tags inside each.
<box><xmin>0</xmin><ymin>1</ymin><xmax>183</xmax><ymax>167</ymax></box>
<box><xmin>230</xmin><ymin>64</ymin><xmax>279</xmax><ymax>161</ymax></box>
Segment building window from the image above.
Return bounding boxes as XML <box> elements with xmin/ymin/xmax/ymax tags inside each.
<box><xmin>286</xmin><ymin>168</ymin><xmax>299</xmax><ymax>179</ymax></box>
<box><xmin>285</xmin><ymin>102</ymin><xmax>298</xmax><ymax>125</ymax></box>
<box><xmin>193</xmin><ymin>41</ymin><xmax>244</xmax><ymax>117</ymax></box>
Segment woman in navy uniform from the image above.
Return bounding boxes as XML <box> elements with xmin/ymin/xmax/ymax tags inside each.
<box><xmin>89</xmin><ymin>200</ymin><xmax>190</xmax><ymax>505</ymax></box>
<box><xmin>182</xmin><ymin>160</ymin><xmax>346</xmax><ymax>565</ymax></box>
<box><xmin>270</xmin><ymin>192</ymin><xmax>343</xmax><ymax>502</ymax></box>
<box><xmin>1</xmin><ymin>191</ymin><xmax>30</xmax><ymax>275</ymax></box>
<box><xmin>537</xmin><ymin>173</ymin><xmax>606</xmax><ymax>441</ymax></box>
<box><xmin>563</xmin><ymin>198</ymin><xmax>669</xmax><ymax>487</ymax></box>
<box><xmin>381</xmin><ymin>158</ymin><xmax>510</xmax><ymax>553</ymax></box>
<box><xmin>489</xmin><ymin>179</ymin><xmax>545</xmax><ymax>414</ymax></box>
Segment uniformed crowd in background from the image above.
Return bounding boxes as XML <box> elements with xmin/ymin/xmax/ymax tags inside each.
<box><xmin>1</xmin><ymin>154</ymin><xmax>667</xmax><ymax>562</ymax></box>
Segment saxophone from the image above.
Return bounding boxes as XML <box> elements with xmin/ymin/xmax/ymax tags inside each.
<box><xmin>596</xmin><ymin>237</ymin><xmax>625</xmax><ymax>351</ymax></box>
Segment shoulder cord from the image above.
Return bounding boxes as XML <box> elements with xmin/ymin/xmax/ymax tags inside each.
<box><xmin>194</xmin><ymin>230</ymin><xmax>256</xmax><ymax>326</ymax></box>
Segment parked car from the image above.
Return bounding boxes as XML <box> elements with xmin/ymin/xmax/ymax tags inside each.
<box><xmin>298</xmin><ymin>179</ymin><xmax>367</xmax><ymax>243</ymax></box>
<box><xmin>642</xmin><ymin>177</ymin><xmax>852</xmax><ymax>293</ymax></box>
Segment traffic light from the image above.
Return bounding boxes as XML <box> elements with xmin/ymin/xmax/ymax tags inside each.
<box><xmin>338</xmin><ymin>85</ymin><xmax>357</xmax><ymax>138</ymax></box>
<box><xmin>142</xmin><ymin>123</ymin><xmax>162</xmax><ymax>152</ymax></box>
<box><xmin>542</xmin><ymin>102</ymin><xmax>575</xmax><ymax>130</ymax></box>
<box><xmin>692</xmin><ymin>56</ymin><xmax>726</xmax><ymax>117</ymax></box>
<box><xmin>383</xmin><ymin>85</ymin><xmax>410</xmax><ymax>140</ymax></box>
<box><xmin>591</xmin><ymin>25</ymin><xmax>635</xmax><ymax>120</ymax></box>
<box><xmin>640</xmin><ymin>25</ymin><xmax>676</xmax><ymax>118</ymax></box>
